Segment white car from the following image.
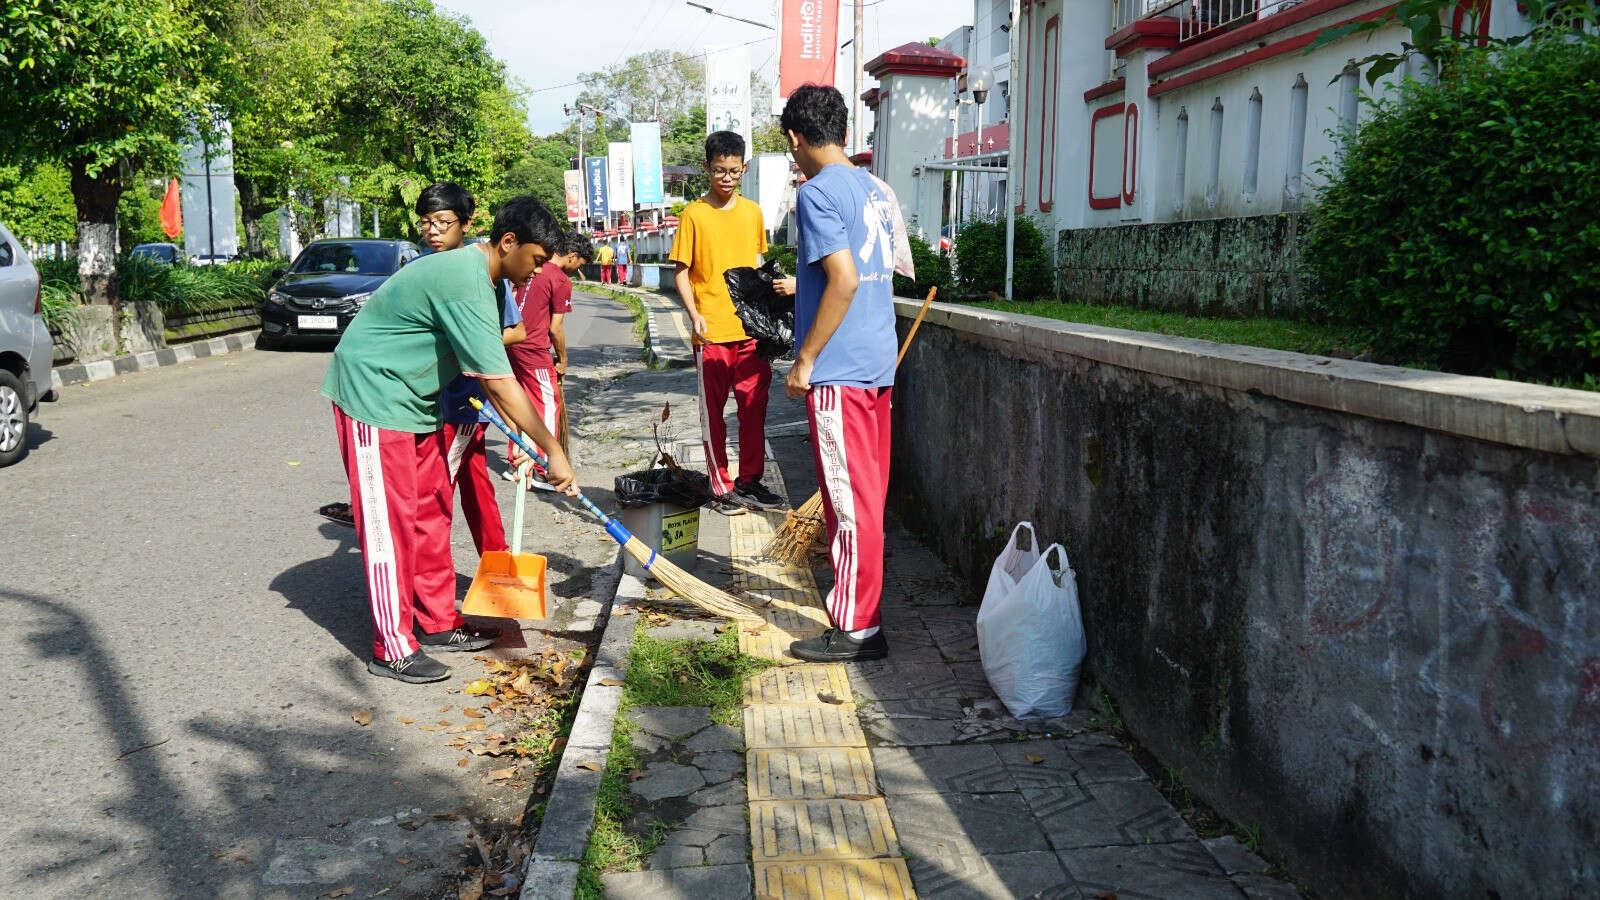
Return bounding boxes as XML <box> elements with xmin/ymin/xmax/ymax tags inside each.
<box><xmin>0</xmin><ymin>220</ymin><xmax>53</xmax><ymax>466</ymax></box>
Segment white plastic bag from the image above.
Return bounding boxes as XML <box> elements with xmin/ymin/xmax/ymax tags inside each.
<box><xmin>976</xmin><ymin>528</ymin><xmax>1086</xmax><ymax>719</ymax></box>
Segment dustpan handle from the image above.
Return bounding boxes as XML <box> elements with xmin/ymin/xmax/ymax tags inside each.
<box><xmin>511</xmin><ymin>436</ymin><xmax>530</xmax><ymax>557</ymax></box>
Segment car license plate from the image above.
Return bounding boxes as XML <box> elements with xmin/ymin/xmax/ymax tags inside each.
<box><xmin>298</xmin><ymin>315</ymin><xmax>338</xmax><ymax>330</ymax></box>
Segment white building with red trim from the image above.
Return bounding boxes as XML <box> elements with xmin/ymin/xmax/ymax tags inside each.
<box><xmin>863</xmin><ymin>0</ymin><xmax>1529</xmax><ymax>308</ymax></box>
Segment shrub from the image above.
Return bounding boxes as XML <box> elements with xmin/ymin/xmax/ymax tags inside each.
<box><xmin>35</xmin><ymin>257</ymin><xmax>80</xmax><ymax>334</ymax></box>
<box><xmin>765</xmin><ymin>243</ymin><xmax>797</xmax><ymax>277</ymax></box>
<box><xmin>893</xmin><ymin>236</ymin><xmax>952</xmax><ymax>299</ymax></box>
<box><xmin>1306</xmin><ymin>37</ymin><xmax>1600</xmax><ymax>381</ymax></box>
<box><xmin>953</xmin><ymin>216</ymin><xmax>1053</xmax><ymax>299</ymax></box>
<box><xmin>117</xmin><ymin>255</ymin><xmax>265</xmax><ymax>316</ymax></box>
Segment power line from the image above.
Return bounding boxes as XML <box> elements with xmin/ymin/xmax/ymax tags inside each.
<box><xmin>525</xmin><ymin>35</ymin><xmax>773</xmax><ymax>95</ymax></box>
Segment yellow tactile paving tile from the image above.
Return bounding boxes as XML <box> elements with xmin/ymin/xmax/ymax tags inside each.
<box><xmin>747</xmin><ymin>747</ymin><xmax>877</xmax><ymax>801</ymax></box>
<box><xmin>744</xmin><ymin>664</ymin><xmax>852</xmax><ymax>705</ymax></box>
<box><xmin>741</xmin><ymin>627</ymin><xmax>814</xmax><ymax>663</ymax></box>
<box><xmin>754</xmin><ymin>859</ymin><xmax>917</xmax><ymax>900</ymax></box>
<box><xmin>751</xmin><ymin>797</ymin><xmax>900</xmax><ymax>861</ymax></box>
<box><xmin>745</xmin><ymin>703</ymin><xmax>866</xmax><ymax>748</ymax></box>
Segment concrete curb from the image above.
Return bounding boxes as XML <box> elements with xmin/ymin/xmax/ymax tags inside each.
<box><xmin>50</xmin><ymin>330</ymin><xmax>260</xmax><ymax>391</ymax></box>
<box><xmin>520</xmin><ymin>550</ymin><xmax>641</xmax><ymax>900</ymax></box>
<box><xmin>638</xmin><ymin>294</ymin><xmax>693</xmax><ymax>370</ymax></box>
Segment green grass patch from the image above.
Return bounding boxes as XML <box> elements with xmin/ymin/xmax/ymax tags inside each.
<box><xmin>622</xmin><ymin>623</ymin><xmax>776</xmax><ymax>726</ymax></box>
<box><xmin>575</xmin><ymin>718</ymin><xmax>665</xmax><ymax>898</ymax></box>
<box><xmin>970</xmin><ymin>299</ymin><xmax>1367</xmax><ymax>358</ymax></box>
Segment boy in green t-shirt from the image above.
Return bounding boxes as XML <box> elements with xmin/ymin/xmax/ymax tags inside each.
<box><xmin>322</xmin><ymin>195</ymin><xmax>575</xmax><ymax>684</ymax></box>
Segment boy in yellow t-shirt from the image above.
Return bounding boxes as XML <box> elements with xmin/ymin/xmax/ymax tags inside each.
<box><xmin>669</xmin><ymin>130</ymin><xmax>786</xmax><ymax>513</ymax></box>
<box><xmin>594</xmin><ymin>241</ymin><xmax>616</xmax><ymax>283</ymax></box>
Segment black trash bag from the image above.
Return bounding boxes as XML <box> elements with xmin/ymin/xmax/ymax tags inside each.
<box><xmin>724</xmin><ymin>258</ymin><xmax>795</xmax><ymax>360</ymax></box>
<box><xmin>614</xmin><ymin>467</ymin><xmax>713</xmax><ymax>510</ymax></box>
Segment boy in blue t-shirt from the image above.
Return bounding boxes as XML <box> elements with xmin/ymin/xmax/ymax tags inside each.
<box><xmin>781</xmin><ymin>85</ymin><xmax>900</xmax><ymax>663</ymax></box>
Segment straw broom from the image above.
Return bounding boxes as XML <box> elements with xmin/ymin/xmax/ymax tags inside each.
<box><xmin>469</xmin><ymin>398</ymin><xmax>766</xmax><ymax>622</ymax></box>
<box><xmin>764</xmin><ymin>286</ymin><xmax>938</xmax><ymax>566</ymax></box>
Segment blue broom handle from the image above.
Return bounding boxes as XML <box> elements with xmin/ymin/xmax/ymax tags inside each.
<box><xmin>468</xmin><ymin>397</ymin><xmax>634</xmax><ymax>545</ymax></box>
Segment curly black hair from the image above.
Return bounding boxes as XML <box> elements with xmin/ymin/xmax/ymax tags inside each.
<box><xmin>705</xmin><ymin>130</ymin><xmax>746</xmax><ymax>162</ymax></box>
<box><xmin>489</xmin><ymin>195</ymin><xmax>560</xmax><ymax>250</ymax></box>
<box><xmin>779</xmin><ymin>84</ymin><xmax>847</xmax><ymax>148</ymax></box>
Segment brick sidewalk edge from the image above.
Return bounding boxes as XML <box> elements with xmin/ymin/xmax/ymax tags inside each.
<box><xmin>520</xmin><ymin>549</ymin><xmax>636</xmax><ymax>900</ymax></box>
<box><xmin>50</xmin><ymin>330</ymin><xmax>260</xmax><ymax>391</ymax></box>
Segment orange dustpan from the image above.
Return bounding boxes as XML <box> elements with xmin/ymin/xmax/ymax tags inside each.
<box><xmin>463</xmin><ymin>456</ymin><xmax>547</xmax><ymax>619</ymax></box>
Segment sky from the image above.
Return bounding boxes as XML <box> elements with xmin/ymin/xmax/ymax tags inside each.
<box><xmin>434</xmin><ymin>0</ymin><xmax>978</xmax><ymax>136</ymax></box>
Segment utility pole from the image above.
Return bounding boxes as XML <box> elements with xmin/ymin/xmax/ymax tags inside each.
<box><xmin>853</xmin><ymin>0</ymin><xmax>865</xmax><ymax>153</ymax></box>
<box><xmin>1005</xmin><ymin>0</ymin><xmax>1022</xmax><ymax>300</ymax></box>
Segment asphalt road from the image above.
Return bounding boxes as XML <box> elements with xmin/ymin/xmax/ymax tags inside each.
<box><xmin>0</xmin><ymin>291</ymin><xmax>642</xmax><ymax>898</ymax></box>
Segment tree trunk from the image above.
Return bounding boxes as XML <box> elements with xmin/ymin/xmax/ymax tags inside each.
<box><xmin>235</xmin><ymin>173</ymin><xmax>277</xmax><ymax>258</ymax></box>
<box><xmin>69</xmin><ymin>159</ymin><xmax>123</xmax><ymax>308</ymax></box>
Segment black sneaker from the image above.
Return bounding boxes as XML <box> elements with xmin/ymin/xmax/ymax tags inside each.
<box><xmin>418</xmin><ymin>623</ymin><xmax>502</xmax><ymax>652</ymax></box>
<box><xmin>734</xmin><ymin>479</ymin><xmax>787</xmax><ymax>510</ymax></box>
<box><xmin>368</xmin><ymin>650</ymin><xmax>451</xmax><ymax>683</ymax></box>
<box><xmin>707</xmin><ymin>494</ymin><xmax>746</xmax><ymax>516</ymax></box>
<box><xmin>789</xmin><ymin>628</ymin><xmax>889</xmax><ymax>662</ymax></box>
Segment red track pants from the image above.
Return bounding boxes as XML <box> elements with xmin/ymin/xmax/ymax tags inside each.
<box><xmin>514</xmin><ymin>366</ymin><xmax>561</xmax><ymax>439</ymax></box>
<box><xmin>695</xmin><ymin>338</ymin><xmax>771</xmax><ymax>496</ymax></box>
<box><xmin>808</xmin><ymin>384</ymin><xmax>893</xmax><ymax>632</ymax></box>
<box><xmin>333</xmin><ymin>404</ymin><xmax>466</xmax><ymax>661</ymax></box>
<box><xmin>437</xmin><ymin>421</ymin><xmax>508</xmax><ymax>554</ymax></box>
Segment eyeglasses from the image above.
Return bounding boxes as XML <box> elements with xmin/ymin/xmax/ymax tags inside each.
<box><xmin>709</xmin><ymin>167</ymin><xmax>744</xmax><ymax>180</ymax></box>
<box><xmin>416</xmin><ymin>217</ymin><xmax>460</xmax><ymax>233</ymax></box>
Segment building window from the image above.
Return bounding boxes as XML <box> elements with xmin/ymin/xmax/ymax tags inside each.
<box><xmin>1207</xmin><ymin>98</ymin><xmax>1223</xmax><ymax>209</ymax></box>
<box><xmin>1286</xmin><ymin>74</ymin><xmax>1308</xmax><ymax>202</ymax></box>
<box><xmin>1243</xmin><ymin>87</ymin><xmax>1262</xmax><ymax>202</ymax></box>
<box><xmin>1038</xmin><ymin>15</ymin><xmax>1060</xmax><ymax>211</ymax></box>
<box><xmin>1175</xmin><ymin>106</ymin><xmax>1189</xmax><ymax>212</ymax></box>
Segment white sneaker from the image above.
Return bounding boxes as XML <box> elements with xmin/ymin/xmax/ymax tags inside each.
<box><xmin>527</xmin><ymin>473</ymin><xmax>557</xmax><ymax>492</ymax></box>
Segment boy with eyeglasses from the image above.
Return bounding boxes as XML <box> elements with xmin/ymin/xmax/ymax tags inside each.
<box><xmin>669</xmin><ymin>130</ymin><xmax>786</xmax><ymax>514</ymax></box>
<box><xmin>322</xmin><ymin>195</ymin><xmax>577</xmax><ymax>684</ymax></box>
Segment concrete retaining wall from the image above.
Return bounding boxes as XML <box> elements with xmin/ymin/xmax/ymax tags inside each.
<box><xmin>888</xmin><ymin>300</ymin><xmax>1600</xmax><ymax>899</ymax></box>
<box><xmin>1056</xmin><ymin>214</ymin><xmax>1312</xmax><ymax>318</ymax></box>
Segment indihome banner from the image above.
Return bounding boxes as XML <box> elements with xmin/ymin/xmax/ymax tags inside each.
<box><xmin>776</xmin><ymin>0</ymin><xmax>840</xmax><ymax>106</ymax></box>
<box><xmin>585</xmin><ymin>156</ymin><xmax>609</xmax><ymax>219</ymax></box>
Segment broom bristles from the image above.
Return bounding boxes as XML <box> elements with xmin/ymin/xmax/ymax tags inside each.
<box><xmin>623</xmin><ymin>536</ymin><xmax>767</xmax><ymax>621</ymax></box>
<box><xmin>763</xmin><ymin>491</ymin><xmax>827</xmax><ymax>565</ymax></box>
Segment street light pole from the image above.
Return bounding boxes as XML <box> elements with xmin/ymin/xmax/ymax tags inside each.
<box><xmin>853</xmin><ymin>0</ymin><xmax>864</xmax><ymax>154</ymax></box>
<box><xmin>1005</xmin><ymin>0</ymin><xmax>1022</xmax><ymax>300</ymax></box>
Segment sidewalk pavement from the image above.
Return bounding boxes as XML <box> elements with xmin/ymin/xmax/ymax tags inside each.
<box><xmin>574</xmin><ymin>311</ymin><xmax>1304</xmax><ymax>898</ymax></box>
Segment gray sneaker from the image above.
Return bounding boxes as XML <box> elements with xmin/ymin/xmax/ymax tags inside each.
<box><xmin>367</xmin><ymin>649</ymin><xmax>451</xmax><ymax>683</ymax></box>
<box><xmin>734</xmin><ymin>479</ymin><xmax>786</xmax><ymax>510</ymax></box>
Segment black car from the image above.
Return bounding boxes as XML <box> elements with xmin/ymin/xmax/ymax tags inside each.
<box><xmin>258</xmin><ymin>238</ymin><xmax>421</xmax><ymax>346</ymax></box>
<box><xmin>130</xmin><ymin>242</ymin><xmax>183</xmax><ymax>265</ymax></box>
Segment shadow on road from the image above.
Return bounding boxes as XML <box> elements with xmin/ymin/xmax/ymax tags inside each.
<box><xmin>1</xmin><ymin>586</ymin><xmax>472</xmax><ymax>898</ymax></box>
<box><xmin>269</xmin><ymin>523</ymin><xmax>371</xmax><ymax>661</ymax></box>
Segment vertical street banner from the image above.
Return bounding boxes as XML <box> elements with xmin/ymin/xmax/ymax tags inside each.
<box><xmin>775</xmin><ymin>0</ymin><xmax>841</xmax><ymax>109</ymax></box>
<box><xmin>630</xmin><ymin>121</ymin><xmax>664</xmax><ymax>208</ymax></box>
<box><xmin>705</xmin><ymin>44</ymin><xmax>752</xmax><ymax>153</ymax></box>
<box><xmin>585</xmin><ymin>156</ymin><xmax>609</xmax><ymax>220</ymax></box>
<box><xmin>607</xmin><ymin>142</ymin><xmax>635</xmax><ymax>217</ymax></box>
<box><xmin>562</xmin><ymin>170</ymin><xmax>583</xmax><ymax>221</ymax></box>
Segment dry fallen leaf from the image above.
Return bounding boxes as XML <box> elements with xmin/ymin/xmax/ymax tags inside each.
<box><xmin>575</xmin><ymin>761</ymin><xmax>603</xmax><ymax>772</ymax></box>
<box><xmin>351</xmin><ymin>709</ymin><xmax>374</xmax><ymax>727</ymax></box>
<box><xmin>1025</xmin><ymin>754</ymin><xmax>1045</xmax><ymax>764</ymax></box>
<box><xmin>466</xmin><ymin>720</ymin><xmax>487</xmax><ymax>732</ymax></box>
<box><xmin>286</xmin><ymin>461</ymin><xmax>301</xmax><ymax>467</ymax></box>
<box><xmin>816</xmin><ymin>691</ymin><xmax>844</xmax><ymax>705</ymax></box>
<box><xmin>459</xmin><ymin>879</ymin><xmax>484</xmax><ymax>900</ymax></box>
<box><xmin>395</xmin><ymin>857</ymin><xmax>411</xmax><ymax>865</ymax></box>
<box><xmin>458</xmin><ymin>758</ymin><xmax>471</xmax><ymax>767</ymax></box>
<box><xmin>841</xmin><ymin>793</ymin><xmax>878</xmax><ymax>801</ymax></box>
<box><xmin>714</xmin><ymin>623</ymin><xmax>733</xmax><ymax>634</ymax></box>
<box><xmin>321</xmin><ymin>888</ymin><xmax>353</xmax><ymax>898</ymax></box>
<box><xmin>437</xmin><ymin>720</ymin><xmax>453</xmax><ymax>726</ymax></box>
<box><xmin>488</xmin><ymin>767</ymin><xmax>517</xmax><ymax>781</ymax></box>
<box><xmin>462</xmin><ymin>707</ymin><xmax>486</xmax><ymax>718</ymax></box>
<box><xmin>597</xmin><ymin>678</ymin><xmax>623</xmax><ymax>687</ymax></box>
<box><xmin>419</xmin><ymin>725</ymin><xmax>441</xmax><ymax>732</ymax></box>
<box><xmin>440</xmin><ymin>704</ymin><xmax>454</xmax><ymax>712</ymax></box>
<box><xmin>398</xmin><ymin>717</ymin><xmax>415</xmax><ymax>725</ymax></box>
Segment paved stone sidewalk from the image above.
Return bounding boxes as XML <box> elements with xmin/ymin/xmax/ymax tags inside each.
<box><xmin>585</xmin><ymin>314</ymin><xmax>1303</xmax><ymax>898</ymax></box>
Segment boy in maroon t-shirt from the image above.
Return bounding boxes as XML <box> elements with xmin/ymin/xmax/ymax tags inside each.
<box><xmin>508</xmin><ymin>232</ymin><xmax>589</xmax><ymax>489</ymax></box>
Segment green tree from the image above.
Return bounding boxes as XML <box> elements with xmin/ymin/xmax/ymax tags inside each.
<box><xmin>0</xmin><ymin>162</ymin><xmax>77</xmax><ymax>245</ymax></box>
<box><xmin>0</xmin><ymin>0</ymin><xmax>219</xmax><ymax>317</ymax></box>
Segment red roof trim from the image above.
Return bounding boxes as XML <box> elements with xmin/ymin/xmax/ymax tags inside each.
<box><xmin>1148</xmin><ymin>2</ymin><xmax>1397</xmax><ymax>96</ymax></box>
<box><xmin>1106</xmin><ymin>16</ymin><xmax>1180</xmax><ymax>51</ymax></box>
<box><xmin>1149</xmin><ymin>0</ymin><xmax>1365</xmax><ymax>77</ymax></box>
<box><xmin>1084</xmin><ymin>77</ymin><xmax>1126</xmax><ymax>102</ymax></box>
<box><xmin>865</xmin><ymin>41</ymin><xmax>966</xmax><ymax>77</ymax></box>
